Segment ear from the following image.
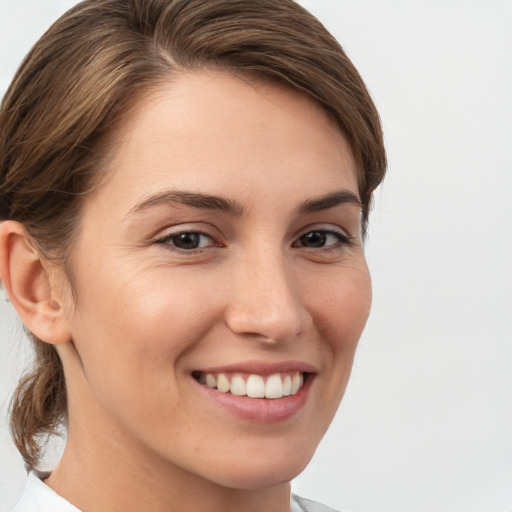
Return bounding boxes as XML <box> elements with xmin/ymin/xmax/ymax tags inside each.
<box><xmin>0</xmin><ymin>220</ymin><xmax>71</xmax><ymax>345</ymax></box>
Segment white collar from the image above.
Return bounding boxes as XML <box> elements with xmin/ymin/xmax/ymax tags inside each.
<box><xmin>12</xmin><ymin>472</ymin><xmax>335</xmax><ymax>512</ymax></box>
<box><xmin>11</xmin><ymin>471</ymin><xmax>81</xmax><ymax>512</ymax></box>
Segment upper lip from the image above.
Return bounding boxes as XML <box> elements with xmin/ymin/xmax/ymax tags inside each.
<box><xmin>193</xmin><ymin>360</ymin><xmax>318</xmax><ymax>375</ymax></box>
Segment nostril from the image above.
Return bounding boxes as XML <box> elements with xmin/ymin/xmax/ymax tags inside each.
<box><xmin>225</xmin><ymin>303</ymin><xmax>309</xmax><ymax>343</ymax></box>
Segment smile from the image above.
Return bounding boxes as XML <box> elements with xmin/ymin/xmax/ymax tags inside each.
<box><xmin>193</xmin><ymin>371</ymin><xmax>305</xmax><ymax>399</ymax></box>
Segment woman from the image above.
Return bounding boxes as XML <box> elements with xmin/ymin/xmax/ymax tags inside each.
<box><xmin>0</xmin><ymin>0</ymin><xmax>385</xmax><ymax>510</ymax></box>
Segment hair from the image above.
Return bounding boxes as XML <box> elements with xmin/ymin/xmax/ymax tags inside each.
<box><xmin>0</xmin><ymin>0</ymin><xmax>386</xmax><ymax>468</ymax></box>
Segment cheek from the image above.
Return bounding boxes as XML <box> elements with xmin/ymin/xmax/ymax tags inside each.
<box><xmin>309</xmin><ymin>262</ymin><xmax>372</xmax><ymax>352</ymax></box>
<box><xmin>62</xmin><ymin>270</ymin><xmax>225</xmax><ymax>440</ymax></box>
<box><xmin>299</xmin><ymin>263</ymin><xmax>371</xmax><ymax>440</ymax></box>
<box><xmin>67</xmin><ymin>267</ymin><xmax>223</xmax><ymax>392</ymax></box>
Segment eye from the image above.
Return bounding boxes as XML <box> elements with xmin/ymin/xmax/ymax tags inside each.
<box><xmin>293</xmin><ymin>229</ymin><xmax>353</xmax><ymax>249</ymax></box>
<box><xmin>157</xmin><ymin>231</ymin><xmax>215</xmax><ymax>250</ymax></box>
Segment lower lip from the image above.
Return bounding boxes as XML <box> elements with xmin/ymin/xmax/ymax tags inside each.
<box><xmin>194</xmin><ymin>375</ymin><xmax>313</xmax><ymax>424</ymax></box>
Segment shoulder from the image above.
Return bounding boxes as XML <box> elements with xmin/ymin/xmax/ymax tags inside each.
<box><xmin>291</xmin><ymin>494</ymin><xmax>343</xmax><ymax>512</ymax></box>
<box><xmin>11</xmin><ymin>472</ymin><xmax>81</xmax><ymax>512</ymax></box>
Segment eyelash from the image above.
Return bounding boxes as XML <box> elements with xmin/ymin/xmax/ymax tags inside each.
<box><xmin>292</xmin><ymin>229</ymin><xmax>355</xmax><ymax>251</ymax></box>
<box><xmin>155</xmin><ymin>228</ymin><xmax>355</xmax><ymax>253</ymax></box>
<box><xmin>155</xmin><ymin>231</ymin><xmax>217</xmax><ymax>251</ymax></box>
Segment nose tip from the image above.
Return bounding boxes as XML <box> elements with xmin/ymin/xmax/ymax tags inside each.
<box><xmin>224</xmin><ymin>259</ymin><xmax>310</xmax><ymax>343</ymax></box>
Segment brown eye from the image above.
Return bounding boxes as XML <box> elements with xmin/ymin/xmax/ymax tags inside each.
<box><xmin>299</xmin><ymin>231</ymin><xmax>328</xmax><ymax>248</ymax></box>
<box><xmin>172</xmin><ymin>233</ymin><xmax>202</xmax><ymax>249</ymax></box>
<box><xmin>295</xmin><ymin>230</ymin><xmax>348</xmax><ymax>248</ymax></box>
<box><xmin>158</xmin><ymin>232</ymin><xmax>214</xmax><ymax>250</ymax></box>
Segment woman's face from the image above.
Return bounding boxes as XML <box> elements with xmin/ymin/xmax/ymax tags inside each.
<box><xmin>57</xmin><ymin>70</ymin><xmax>371</xmax><ymax>490</ymax></box>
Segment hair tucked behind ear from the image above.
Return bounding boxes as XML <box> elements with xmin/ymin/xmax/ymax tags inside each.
<box><xmin>1</xmin><ymin>0</ymin><xmax>386</xmax><ymax>467</ymax></box>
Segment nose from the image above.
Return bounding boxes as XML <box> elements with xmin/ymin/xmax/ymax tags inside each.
<box><xmin>224</xmin><ymin>249</ymin><xmax>311</xmax><ymax>344</ymax></box>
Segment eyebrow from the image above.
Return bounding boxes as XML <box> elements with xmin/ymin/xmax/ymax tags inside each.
<box><xmin>127</xmin><ymin>188</ymin><xmax>361</xmax><ymax>218</ymax></box>
<box><xmin>298</xmin><ymin>190</ymin><xmax>361</xmax><ymax>214</ymax></box>
<box><xmin>128</xmin><ymin>190</ymin><xmax>245</xmax><ymax>217</ymax></box>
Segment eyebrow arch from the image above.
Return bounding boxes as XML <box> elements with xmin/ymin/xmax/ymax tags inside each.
<box><xmin>298</xmin><ymin>190</ymin><xmax>362</xmax><ymax>214</ymax></box>
<box><xmin>128</xmin><ymin>190</ymin><xmax>245</xmax><ymax>217</ymax></box>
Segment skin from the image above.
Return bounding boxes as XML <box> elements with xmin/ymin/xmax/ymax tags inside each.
<box><xmin>3</xmin><ymin>70</ymin><xmax>372</xmax><ymax>511</ymax></box>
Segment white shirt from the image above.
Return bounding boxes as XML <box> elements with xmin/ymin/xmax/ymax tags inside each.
<box><xmin>11</xmin><ymin>472</ymin><xmax>80</xmax><ymax>512</ymax></box>
<box><xmin>12</xmin><ymin>472</ymin><xmax>340</xmax><ymax>512</ymax></box>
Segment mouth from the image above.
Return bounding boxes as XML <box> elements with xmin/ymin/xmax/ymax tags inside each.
<box><xmin>192</xmin><ymin>371</ymin><xmax>307</xmax><ymax>400</ymax></box>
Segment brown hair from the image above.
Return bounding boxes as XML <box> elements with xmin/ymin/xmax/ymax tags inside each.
<box><xmin>0</xmin><ymin>0</ymin><xmax>386</xmax><ymax>467</ymax></box>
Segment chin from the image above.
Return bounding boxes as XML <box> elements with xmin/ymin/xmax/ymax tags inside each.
<box><xmin>215</xmin><ymin>467</ymin><xmax>303</xmax><ymax>491</ymax></box>
<box><xmin>203</xmin><ymin>444</ymin><xmax>315</xmax><ymax>491</ymax></box>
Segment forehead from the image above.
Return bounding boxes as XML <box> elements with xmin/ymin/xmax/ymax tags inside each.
<box><xmin>88</xmin><ymin>70</ymin><xmax>358</xmax><ymax>216</ymax></box>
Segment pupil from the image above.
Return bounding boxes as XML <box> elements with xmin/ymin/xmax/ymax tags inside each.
<box><xmin>174</xmin><ymin>232</ymin><xmax>200</xmax><ymax>249</ymax></box>
<box><xmin>302</xmin><ymin>231</ymin><xmax>326</xmax><ymax>247</ymax></box>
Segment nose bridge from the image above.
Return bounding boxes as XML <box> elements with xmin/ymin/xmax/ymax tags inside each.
<box><xmin>226</xmin><ymin>244</ymin><xmax>308</xmax><ymax>342</ymax></box>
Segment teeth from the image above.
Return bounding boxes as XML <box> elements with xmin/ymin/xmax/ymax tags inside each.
<box><xmin>265</xmin><ymin>374</ymin><xmax>283</xmax><ymax>399</ymax></box>
<box><xmin>205</xmin><ymin>374</ymin><xmax>217</xmax><ymax>388</ymax></box>
<box><xmin>199</xmin><ymin>371</ymin><xmax>305</xmax><ymax>399</ymax></box>
<box><xmin>217</xmin><ymin>373</ymin><xmax>230</xmax><ymax>393</ymax></box>
<box><xmin>291</xmin><ymin>373</ymin><xmax>303</xmax><ymax>395</ymax></box>
<box><xmin>246</xmin><ymin>375</ymin><xmax>265</xmax><ymax>398</ymax></box>
<box><xmin>283</xmin><ymin>375</ymin><xmax>292</xmax><ymax>396</ymax></box>
<box><xmin>230</xmin><ymin>374</ymin><xmax>246</xmax><ymax>396</ymax></box>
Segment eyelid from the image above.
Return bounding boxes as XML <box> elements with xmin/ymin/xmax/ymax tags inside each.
<box><xmin>157</xmin><ymin>230</ymin><xmax>214</xmax><ymax>246</ymax></box>
<box><xmin>153</xmin><ymin>223</ymin><xmax>223</xmax><ymax>252</ymax></box>
<box><xmin>295</xmin><ymin>223</ymin><xmax>355</xmax><ymax>241</ymax></box>
<box><xmin>153</xmin><ymin>221</ymin><xmax>219</xmax><ymax>239</ymax></box>
<box><xmin>298</xmin><ymin>231</ymin><xmax>352</xmax><ymax>246</ymax></box>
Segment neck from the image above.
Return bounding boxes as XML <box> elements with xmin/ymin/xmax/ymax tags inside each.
<box><xmin>45</xmin><ymin>417</ymin><xmax>291</xmax><ymax>512</ymax></box>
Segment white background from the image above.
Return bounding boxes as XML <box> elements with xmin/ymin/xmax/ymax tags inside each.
<box><xmin>1</xmin><ymin>1</ymin><xmax>511</xmax><ymax>511</ymax></box>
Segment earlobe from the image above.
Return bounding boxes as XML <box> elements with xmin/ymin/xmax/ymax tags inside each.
<box><xmin>0</xmin><ymin>220</ymin><xmax>71</xmax><ymax>345</ymax></box>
